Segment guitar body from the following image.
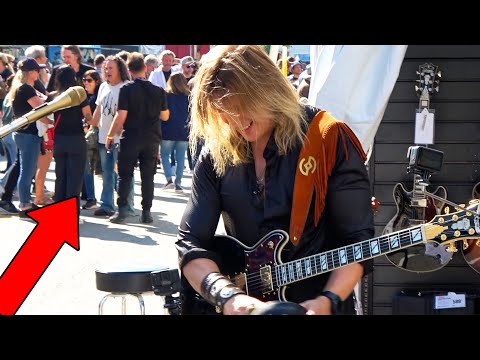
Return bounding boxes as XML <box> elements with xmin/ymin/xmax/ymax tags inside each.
<box><xmin>462</xmin><ymin>182</ymin><xmax>480</xmax><ymax>274</ymax></box>
<box><xmin>383</xmin><ymin>182</ymin><xmax>451</xmax><ymax>272</ymax></box>
<box><xmin>180</xmin><ymin>230</ymin><xmax>290</xmax><ymax>315</ymax></box>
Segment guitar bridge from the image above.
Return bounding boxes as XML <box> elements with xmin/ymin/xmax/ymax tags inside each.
<box><xmin>259</xmin><ymin>266</ymin><xmax>273</xmax><ymax>293</ymax></box>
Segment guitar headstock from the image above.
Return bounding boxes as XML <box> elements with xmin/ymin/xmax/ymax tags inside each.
<box><xmin>425</xmin><ymin>200</ymin><xmax>480</xmax><ymax>249</ymax></box>
<box><xmin>415</xmin><ymin>63</ymin><xmax>442</xmax><ymax>101</ymax></box>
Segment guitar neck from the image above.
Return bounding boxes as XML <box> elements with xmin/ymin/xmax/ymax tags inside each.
<box><xmin>276</xmin><ymin>224</ymin><xmax>426</xmax><ymax>287</ymax></box>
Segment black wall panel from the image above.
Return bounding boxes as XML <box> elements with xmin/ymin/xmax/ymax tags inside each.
<box><xmin>363</xmin><ymin>45</ymin><xmax>480</xmax><ymax>315</ymax></box>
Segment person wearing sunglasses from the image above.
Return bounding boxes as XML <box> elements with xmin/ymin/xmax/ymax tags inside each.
<box><xmin>80</xmin><ymin>70</ymin><xmax>103</xmax><ymax>210</ymax></box>
<box><xmin>180</xmin><ymin>56</ymin><xmax>196</xmax><ymax>82</ymax></box>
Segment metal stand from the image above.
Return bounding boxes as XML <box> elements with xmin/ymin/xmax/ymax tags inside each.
<box><xmin>98</xmin><ymin>293</ymin><xmax>145</xmax><ymax>315</ymax></box>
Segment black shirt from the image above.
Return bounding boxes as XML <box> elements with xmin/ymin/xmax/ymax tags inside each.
<box><xmin>53</xmin><ymin>97</ymin><xmax>89</xmax><ymax>136</ymax></box>
<box><xmin>175</xmin><ymin>106</ymin><xmax>375</xmax><ymax>304</ymax></box>
<box><xmin>117</xmin><ymin>78</ymin><xmax>168</xmax><ymax>141</ymax></box>
<box><xmin>13</xmin><ymin>83</ymin><xmax>40</xmax><ymax>135</ymax></box>
<box><xmin>47</xmin><ymin>63</ymin><xmax>95</xmax><ymax>92</ymax></box>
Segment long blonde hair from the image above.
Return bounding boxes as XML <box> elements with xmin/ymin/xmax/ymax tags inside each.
<box><xmin>6</xmin><ymin>70</ymin><xmax>27</xmax><ymax>104</ymax></box>
<box><xmin>190</xmin><ymin>45</ymin><xmax>306</xmax><ymax>176</ymax></box>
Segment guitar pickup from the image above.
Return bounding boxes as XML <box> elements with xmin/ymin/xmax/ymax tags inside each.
<box><xmin>259</xmin><ymin>266</ymin><xmax>273</xmax><ymax>293</ymax></box>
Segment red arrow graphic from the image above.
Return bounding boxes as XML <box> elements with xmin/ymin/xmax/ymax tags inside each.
<box><xmin>0</xmin><ymin>197</ymin><xmax>80</xmax><ymax>315</ymax></box>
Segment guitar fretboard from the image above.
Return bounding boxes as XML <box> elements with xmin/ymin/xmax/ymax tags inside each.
<box><xmin>275</xmin><ymin>225</ymin><xmax>425</xmax><ymax>287</ymax></box>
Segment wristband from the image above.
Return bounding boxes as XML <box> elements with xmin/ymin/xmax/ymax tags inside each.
<box><xmin>320</xmin><ymin>290</ymin><xmax>342</xmax><ymax>315</ymax></box>
<box><xmin>200</xmin><ymin>272</ymin><xmax>245</xmax><ymax>313</ymax></box>
<box><xmin>106</xmin><ymin>135</ymin><xmax>113</xmax><ymax>140</ymax></box>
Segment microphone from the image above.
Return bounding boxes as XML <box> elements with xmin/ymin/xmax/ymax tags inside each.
<box><xmin>0</xmin><ymin>86</ymin><xmax>87</xmax><ymax>139</ymax></box>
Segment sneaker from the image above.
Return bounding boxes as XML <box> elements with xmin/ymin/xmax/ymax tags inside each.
<box><xmin>140</xmin><ymin>209</ymin><xmax>153</xmax><ymax>223</ymax></box>
<box><xmin>109</xmin><ymin>211</ymin><xmax>128</xmax><ymax>224</ymax></box>
<box><xmin>18</xmin><ymin>203</ymin><xmax>40</xmax><ymax>218</ymax></box>
<box><xmin>82</xmin><ymin>199</ymin><xmax>98</xmax><ymax>210</ymax></box>
<box><xmin>0</xmin><ymin>200</ymin><xmax>19</xmax><ymax>214</ymax></box>
<box><xmin>174</xmin><ymin>184</ymin><xmax>184</xmax><ymax>193</ymax></box>
<box><xmin>162</xmin><ymin>180</ymin><xmax>175</xmax><ymax>190</ymax></box>
<box><xmin>94</xmin><ymin>208</ymin><xmax>115</xmax><ymax>217</ymax></box>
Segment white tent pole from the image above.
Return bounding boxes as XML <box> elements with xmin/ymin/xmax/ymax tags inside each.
<box><xmin>269</xmin><ymin>45</ymin><xmax>280</xmax><ymax>63</ymax></box>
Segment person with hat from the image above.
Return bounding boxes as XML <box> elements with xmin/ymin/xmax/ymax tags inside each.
<box><xmin>180</xmin><ymin>55</ymin><xmax>196</xmax><ymax>82</ymax></box>
<box><xmin>6</xmin><ymin>57</ymin><xmax>53</xmax><ymax>214</ymax></box>
<box><xmin>287</xmin><ymin>61</ymin><xmax>304</xmax><ymax>89</ymax></box>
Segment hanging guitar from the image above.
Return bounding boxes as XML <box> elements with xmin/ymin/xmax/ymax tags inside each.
<box><xmin>462</xmin><ymin>182</ymin><xmax>480</xmax><ymax>274</ymax></box>
<box><xmin>382</xmin><ymin>63</ymin><xmax>450</xmax><ymax>272</ymax></box>
<box><xmin>181</xmin><ymin>201</ymin><xmax>480</xmax><ymax>315</ymax></box>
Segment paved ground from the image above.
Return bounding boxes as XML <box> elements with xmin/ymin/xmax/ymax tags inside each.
<box><xmin>0</xmin><ymin>154</ymin><xmax>207</xmax><ymax>315</ymax></box>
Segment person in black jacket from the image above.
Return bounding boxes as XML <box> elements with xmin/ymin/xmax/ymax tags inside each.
<box><xmin>175</xmin><ymin>45</ymin><xmax>375</xmax><ymax>315</ymax></box>
<box><xmin>106</xmin><ymin>52</ymin><xmax>169</xmax><ymax>224</ymax></box>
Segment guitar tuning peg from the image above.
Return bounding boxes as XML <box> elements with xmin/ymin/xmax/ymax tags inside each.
<box><xmin>415</xmin><ymin>85</ymin><xmax>420</xmax><ymax>92</ymax></box>
<box><xmin>444</xmin><ymin>206</ymin><xmax>450</xmax><ymax>215</ymax></box>
<box><xmin>476</xmin><ymin>239</ymin><xmax>480</xmax><ymax>247</ymax></box>
<box><xmin>416</xmin><ymin>70</ymin><xmax>421</xmax><ymax>75</ymax></box>
<box><xmin>435</xmin><ymin>86</ymin><xmax>440</xmax><ymax>92</ymax></box>
<box><xmin>437</xmin><ymin>70</ymin><xmax>442</xmax><ymax>78</ymax></box>
<box><xmin>463</xmin><ymin>239</ymin><xmax>469</xmax><ymax>250</ymax></box>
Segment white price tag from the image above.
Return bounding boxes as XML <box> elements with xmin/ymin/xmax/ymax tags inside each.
<box><xmin>434</xmin><ymin>292</ymin><xmax>466</xmax><ymax>309</ymax></box>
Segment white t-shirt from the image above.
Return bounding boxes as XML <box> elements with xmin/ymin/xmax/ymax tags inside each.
<box><xmin>96</xmin><ymin>80</ymin><xmax>129</xmax><ymax>144</ymax></box>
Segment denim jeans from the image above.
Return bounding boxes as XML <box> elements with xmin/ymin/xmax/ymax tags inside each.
<box><xmin>84</xmin><ymin>160</ymin><xmax>95</xmax><ymax>201</ymax></box>
<box><xmin>2</xmin><ymin>133</ymin><xmax>17</xmax><ymax>170</ymax></box>
<box><xmin>160</xmin><ymin>140</ymin><xmax>188</xmax><ymax>186</ymax></box>
<box><xmin>98</xmin><ymin>145</ymin><xmax>134</xmax><ymax>212</ymax></box>
<box><xmin>13</xmin><ymin>132</ymin><xmax>42</xmax><ymax>205</ymax></box>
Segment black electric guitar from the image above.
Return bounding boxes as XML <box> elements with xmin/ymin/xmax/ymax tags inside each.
<box><xmin>462</xmin><ymin>182</ymin><xmax>480</xmax><ymax>274</ymax></box>
<box><xmin>181</xmin><ymin>202</ymin><xmax>480</xmax><ymax>314</ymax></box>
<box><xmin>382</xmin><ymin>179</ymin><xmax>449</xmax><ymax>272</ymax></box>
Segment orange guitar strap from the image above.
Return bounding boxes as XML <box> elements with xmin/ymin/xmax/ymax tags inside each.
<box><xmin>289</xmin><ymin>110</ymin><xmax>367</xmax><ymax>246</ymax></box>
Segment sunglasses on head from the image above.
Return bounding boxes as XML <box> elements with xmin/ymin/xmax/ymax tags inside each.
<box><xmin>82</xmin><ymin>78</ymin><xmax>94</xmax><ymax>83</ymax></box>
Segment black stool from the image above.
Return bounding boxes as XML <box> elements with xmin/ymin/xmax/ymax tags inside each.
<box><xmin>95</xmin><ymin>264</ymin><xmax>168</xmax><ymax>315</ymax></box>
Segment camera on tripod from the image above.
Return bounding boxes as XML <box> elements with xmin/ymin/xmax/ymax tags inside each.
<box><xmin>150</xmin><ymin>268</ymin><xmax>182</xmax><ymax>315</ymax></box>
<box><xmin>407</xmin><ymin>145</ymin><xmax>444</xmax><ymax>182</ymax></box>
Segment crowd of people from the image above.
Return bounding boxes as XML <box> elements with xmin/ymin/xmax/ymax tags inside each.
<box><xmin>0</xmin><ymin>45</ymin><xmax>199</xmax><ymax>223</ymax></box>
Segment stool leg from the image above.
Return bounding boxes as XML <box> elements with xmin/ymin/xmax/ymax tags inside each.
<box><xmin>98</xmin><ymin>293</ymin><xmax>146</xmax><ymax>315</ymax></box>
<box><xmin>99</xmin><ymin>293</ymin><xmax>118</xmax><ymax>315</ymax></box>
<box><xmin>121</xmin><ymin>296</ymin><xmax>127</xmax><ymax>315</ymax></box>
<box><xmin>131</xmin><ymin>293</ymin><xmax>145</xmax><ymax>315</ymax></box>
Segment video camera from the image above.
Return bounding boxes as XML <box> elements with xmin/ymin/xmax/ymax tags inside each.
<box><xmin>150</xmin><ymin>268</ymin><xmax>182</xmax><ymax>315</ymax></box>
<box><xmin>407</xmin><ymin>145</ymin><xmax>444</xmax><ymax>181</ymax></box>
